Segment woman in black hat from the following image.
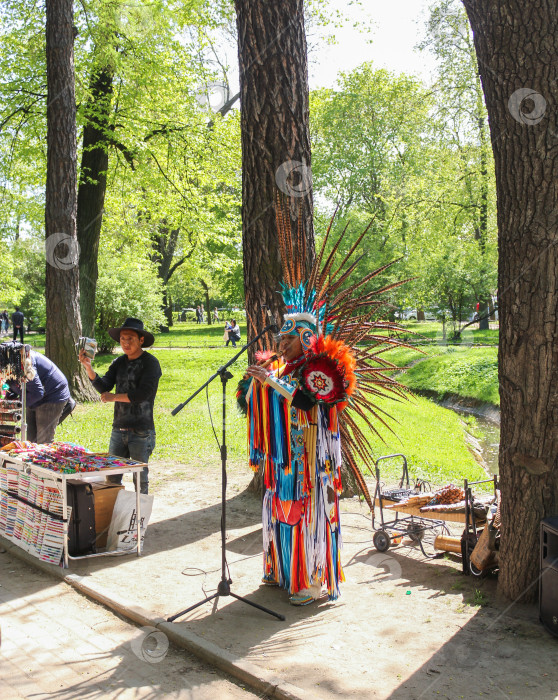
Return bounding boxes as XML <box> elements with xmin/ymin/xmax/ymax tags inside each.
<box><xmin>79</xmin><ymin>317</ymin><xmax>161</xmax><ymax>494</ymax></box>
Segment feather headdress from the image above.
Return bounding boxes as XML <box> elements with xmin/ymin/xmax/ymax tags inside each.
<box><xmin>275</xmin><ymin>193</ymin><xmax>412</xmax><ymax>512</ymax></box>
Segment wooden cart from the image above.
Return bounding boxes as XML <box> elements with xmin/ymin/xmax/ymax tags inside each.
<box><xmin>372</xmin><ymin>454</ymin><xmax>491</xmax><ymax>559</ymax></box>
<box><xmin>372</xmin><ymin>454</ymin><xmax>450</xmax><ymax>558</ymax></box>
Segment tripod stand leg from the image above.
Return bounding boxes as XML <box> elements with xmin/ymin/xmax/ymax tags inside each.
<box><xmin>167</xmin><ymin>592</ymin><xmax>220</xmax><ymax>622</ymax></box>
<box><xmin>229</xmin><ymin>592</ymin><xmax>286</xmax><ymax>621</ymax></box>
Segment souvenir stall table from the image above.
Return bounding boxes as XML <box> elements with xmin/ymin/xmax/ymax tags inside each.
<box><xmin>0</xmin><ymin>442</ymin><xmax>145</xmax><ymax>568</ymax></box>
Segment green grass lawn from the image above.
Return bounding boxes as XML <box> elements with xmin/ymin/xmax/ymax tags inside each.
<box><xmin>56</xmin><ymin>328</ymin><xmax>489</xmax><ymax>488</ymax></box>
<box><xmin>388</xmin><ymin>344</ymin><xmax>499</xmax><ymax>406</ymax></box>
<box><xmin>26</xmin><ymin>321</ymin><xmax>247</xmax><ymax>350</ymax></box>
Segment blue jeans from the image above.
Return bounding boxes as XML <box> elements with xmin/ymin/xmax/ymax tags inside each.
<box><xmin>107</xmin><ymin>428</ymin><xmax>155</xmax><ymax>494</ymax></box>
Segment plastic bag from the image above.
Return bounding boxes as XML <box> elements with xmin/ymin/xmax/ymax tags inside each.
<box><xmin>106</xmin><ymin>490</ymin><xmax>153</xmax><ymax>552</ymax></box>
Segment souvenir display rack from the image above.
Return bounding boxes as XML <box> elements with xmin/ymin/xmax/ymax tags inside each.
<box><xmin>0</xmin><ymin>442</ymin><xmax>145</xmax><ymax>567</ymax></box>
<box><xmin>0</xmin><ymin>342</ymin><xmax>28</xmax><ymax>445</ymax></box>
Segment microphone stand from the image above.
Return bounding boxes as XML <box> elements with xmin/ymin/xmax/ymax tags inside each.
<box><xmin>167</xmin><ymin>322</ymin><xmax>285</xmax><ymax>622</ymax></box>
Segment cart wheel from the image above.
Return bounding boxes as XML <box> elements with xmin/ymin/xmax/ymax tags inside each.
<box><xmin>406</xmin><ymin>522</ymin><xmax>424</xmax><ymax>543</ymax></box>
<box><xmin>418</xmin><ymin>523</ymin><xmax>451</xmax><ymax>559</ymax></box>
<box><xmin>373</xmin><ymin>530</ymin><xmax>391</xmax><ymax>552</ymax></box>
<box><xmin>469</xmin><ymin>560</ymin><xmax>486</xmax><ymax>577</ymax></box>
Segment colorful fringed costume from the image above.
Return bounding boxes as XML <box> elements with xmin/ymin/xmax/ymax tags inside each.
<box><xmin>239</xmin><ymin>195</ymin><xmax>411</xmax><ymax>603</ymax></box>
<box><xmin>243</xmin><ymin>351</ymin><xmax>346</xmax><ymax>599</ymax></box>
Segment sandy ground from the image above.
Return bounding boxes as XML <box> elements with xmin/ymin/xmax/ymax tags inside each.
<box><xmin>19</xmin><ymin>460</ymin><xmax>558</xmax><ymax>699</ymax></box>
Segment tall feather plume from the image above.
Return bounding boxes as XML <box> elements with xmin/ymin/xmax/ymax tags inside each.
<box><xmin>275</xmin><ymin>191</ymin><xmax>296</xmax><ymax>287</ymax></box>
<box><xmin>306</xmin><ymin>206</ymin><xmax>339</xmax><ymax>300</ymax></box>
<box><xmin>274</xmin><ymin>198</ymin><xmax>414</xmax><ymax>512</ymax></box>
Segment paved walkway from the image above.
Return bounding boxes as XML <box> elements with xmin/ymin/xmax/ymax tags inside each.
<box><xmin>2</xmin><ymin>463</ymin><xmax>557</xmax><ymax>700</ymax></box>
<box><xmin>0</xmin><ymin>550</ymin><xmax>259</xmax><ymax>699</ymax></box>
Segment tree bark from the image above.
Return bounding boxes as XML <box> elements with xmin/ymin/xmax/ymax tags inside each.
<box><xmin>151</xmin><ymin>225</ymin><xmax>194</xmax><ymax>327</ymax></box>
<box><xmin>45</xmin><ymin>0</ymin><xmax>96</xmax><ymax>400</ymax></box>
<box><xmin>234</xmin><ymin>0</ymin><xmax>315</xmax><ymax>361</ymax></box>
<box><xmin>463</xmin><ymin>0</ymin><xmax>558</xmax><ymax>601</ymax></box>
<box><xmin>235</xmin><ymin>0</ymin><xmax>315</xmax><ymax>494</ymax></box>
<box><xmin>77</xmin><ymin>65</ymin><xmax>114</xmax><ymax>337</ymax></box>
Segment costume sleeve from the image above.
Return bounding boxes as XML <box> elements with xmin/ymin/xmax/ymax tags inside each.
<box><xmin>236</xmin><ymin>376</ymin><xmax>252</xmax><ymax>415</ymax></box>
<box><xmin>126</xmin><ymin>356</ymin><xmax>162</xmax><ymax>403</ymax></box>
<box><xmin>91</xmin><ymin>358</ymin><xmax>118</xmax><ymax>393</ymax></box>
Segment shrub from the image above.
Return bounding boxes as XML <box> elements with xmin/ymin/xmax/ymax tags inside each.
<box><xmin>95</xmin><ymin>245</ymin><xmax>165</xmax><ymax>352</ymax></box>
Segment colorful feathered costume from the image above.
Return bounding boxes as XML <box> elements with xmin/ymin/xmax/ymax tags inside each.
<box><xmin>238</xmin><ymin>197</ymin><xmax>410</xmax><ymax>603</ymax></box>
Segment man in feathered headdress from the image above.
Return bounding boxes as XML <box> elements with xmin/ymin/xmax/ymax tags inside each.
<box><xmin>243</xmin><ymin>291</ymin><xmax>348</xmax><ymax>605</ymax></box>
<box><xmin>238</xmin><ymin>199</ymin><xmax>408</xmax><ymax>606</ymax></box>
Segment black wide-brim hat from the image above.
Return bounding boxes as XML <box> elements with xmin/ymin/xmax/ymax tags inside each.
<box><xmin>108</xmin><ymin>317</ymin><xmax>155</xmax><ymax>347</ymax></box>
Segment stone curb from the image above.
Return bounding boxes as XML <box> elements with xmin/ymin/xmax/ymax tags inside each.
<box><xmin>1</xmin><ymin>537</ymin><xmax>313</xmax><ymax>700</ymax></box>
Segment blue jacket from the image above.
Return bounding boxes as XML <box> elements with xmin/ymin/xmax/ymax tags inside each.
<box><xmin>25</xmin><ymin>352</ymin><xmax>71</xmax><ymax>408</ymax></box>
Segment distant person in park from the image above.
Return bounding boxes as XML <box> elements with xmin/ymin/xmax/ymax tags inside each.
<box><xmin>1</xmin><ymin>310</ymin><xmax>8</xmax><ymax>335</ymax></box>
<box><xmin>12</xmin><ymin>307</ymin><xmax>24</xmax><ymax>343</ymax></box>
<box><xmin>79</xmin><ymin>317</ymin><xmax>161</xmax><ymax>495</ymax></box>
<box><xmin>225</xmin><ymin>319</ymin><xmax>241</xmax><ymax>347</ymax></box>
<box><xmin>196</xmin><ymin>306</ymin><xmax>202</xmax><ymax>324</ymax></box>
<box><xmin>7</xmin><ymin>347</ymin><xmax>71</xmax><ymax>444</ymax></box>
<box><xmin>200</xmin><ymin>304</ymin><xmax>205</xmax><ymax>323</ymax></box>
<box><xmin>213</xmin><ymin>307</ymin><xmax>219</xmax><ymax>323</ymax></box>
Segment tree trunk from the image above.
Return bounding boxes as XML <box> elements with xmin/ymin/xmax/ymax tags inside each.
<box><xmin>417</xmin><ymin>309</ymin><xmax>425</xmax><ymax>321</ymax></box>
<box><xmin>166</xmin><ymin>293</ymin><xmax>173</xmax><ymax>327</ymax></box>
<box><xmin>235</xmin><ymin>0</ymin><xmax>315</xmax><ymax>494</ymax></box>
<box><xmin>463</xmin><ymin>0</ymin><xmax>558</xmax><ymax>601</ymax></box>
<box><xmin>199</xmin><ymin>280</ymin><xmax>212</xmax><ymax>326</ymax></box>
<box><xmin>234</xmin><ymin>0</ymin><xmax>315</xmax><ymax>362</ymax></box>
<box><xmin>151</xmin><ymin>225</ymin><xmax>192</xmax><ymax>327</ymax></box>
<box><xmin>45</xmin><ymin>0</ymin><xmax>96</xmax><ymax>400</ymax></box>
<box><xmin>477</xmin><ymin>299</ymin><xmax>490</xmax><ymax>330</ymax></box>
<box><xmin>77</xmin><ymin>65</ymin><xmax>114</xmax><ymax>337</ymax></box>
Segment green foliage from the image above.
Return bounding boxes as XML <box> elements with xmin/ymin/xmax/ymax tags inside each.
<box><xmin>0</xmin><ymin>0</ymin><xmax>243</xmax><ymax>331</ymax></box>
<box><xmin>309</xmin><ymin>3</ymin><xmax>497</xmax><ymax>324</ymax></box>
<box><xmin>95</xmin><ymin>239</ymin><xmax>165</xmax><ymax>351</ymax></box>
<box><xmin>0</xmin><ymin>242</ymin><xmax>23</xmax><ymax>308</ymax></box>
<box><xmin>10</xmin><ymin>238</ymin><xmax>45</xmax><ymax>325</ymax></box>
<box><xmin>311</xmin><ymin>64</ymin><xmax>431</xmax><ymax>299</ymax></box>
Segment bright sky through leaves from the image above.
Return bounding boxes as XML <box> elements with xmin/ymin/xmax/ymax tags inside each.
<box><xmin>309</xmin><ymin>0</ymin><xmax>436</xmax><ymax>88</ymax></box>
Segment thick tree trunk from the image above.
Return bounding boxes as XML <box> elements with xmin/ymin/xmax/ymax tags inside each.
<box><xmin>77</xmin><ymin>65</ymin><xmax>114</xmax><ymax>337</ymax></box>
<box><xmin>463</xmin><ymin>0</ymin><xmax>558</xmax><ymax>601</ymax></box>
<box><xmin>235</xmin><ymin>0</ymin><xmax>315</xmax><ymax>494</ymax></box>
<box><xmin>235</xmin><ymin>0</ymin><xmax>315</xmax><ymax>361</ymax></box>
<box><xmin>45</xmin><ymin>0</ymin><xmax>96</xmax><ymax>400</ymax></box>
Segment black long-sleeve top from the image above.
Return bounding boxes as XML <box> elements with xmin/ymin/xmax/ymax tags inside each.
<box><xmin>91</xmin><ymin>351</ymin><xmax>161</xmax><ymax>431</ymax></box>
